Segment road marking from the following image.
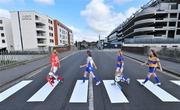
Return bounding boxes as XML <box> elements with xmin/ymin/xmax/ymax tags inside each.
<box><xmin>69</xmin><ymin>80</ymin><xmax>88</xmax><ymax>103</ymax></box>
<box><xmin>89</xmin><ymin>76</ymin><xmax>94</xmax><ymax>110</ymax></box>
<box><xmin>27</xmin><ymin>80</ymin><xmax>59</xmax><ymax>102</ymax></box>
<box><xmin>0</xmin><ymin>80</ymin><xmax>32</xmax><ymax>102</ymax></box>
<box><xmin>137</xmin><ymin>79</ymin><xmax>180</xmax><ymax>102</ymax></box>
<box><xmin>170</xmin><ymin>80</ymin><xmax>180</xmax><ymax>86</ymax></box>
<box><xmin>103</xmin><ymin>80</ymin><xmax>129</xmax><ymax>103</ymax></box>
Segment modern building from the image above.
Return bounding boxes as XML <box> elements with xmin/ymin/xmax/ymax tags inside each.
<box><xmin>54</xmin><ymin>19</ymin><xmax>73</xmax><ymax>47</ymax></box>
<box><xmin>11</xmin><ymin>11</ymin><xmax>55</xmax><ymax>51</ymax></box>
<box><xmin>0</xmin><ymin>17</ymin><xmax>13</xmax><ymax>52</ymax></box>
<box><xmin>107</xmin><ymin>0</ymin><xmax>180</xmax><ymax>47</ymax></box>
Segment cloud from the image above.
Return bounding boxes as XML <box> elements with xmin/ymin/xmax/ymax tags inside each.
<box><xmin>68</xmin><ymin>25</ymin><xmax>99</xmax><ymax>42</ymax></box>
<box><xmin>34</xmin><ymin>0</ymin><xmax>55</xmax><ymax>5</ymax></box>
<box><xmin>113</xmin><ymin>0</ymin><xmax>134</xmax><ymax>4</ymax></box>
<box><xmin>80</xmin><ymin>0</ymin><xmax>137</xmax><ymax>37</ymax></box>
<box><xmin>0</xmin><ymin>9</ymin><xmax>10</xmax><ymax>18</ymax></box>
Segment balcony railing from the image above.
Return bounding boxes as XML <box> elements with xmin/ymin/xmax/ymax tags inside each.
<box><xmin>125</xmin><ymin>38</ymin><xmax>180</xmax><ymax>44</ymax></box>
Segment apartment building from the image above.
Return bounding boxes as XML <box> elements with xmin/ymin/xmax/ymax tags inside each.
<box><xmin>54</xmin><ymin>20</ymin><xmax>73</xmax><ymax>47</ymax></box>
<box><xmin>107</xmin><ymin>0</ymin><xmax>180</xmax><ymax>47</ymax></box>
<box><xmin>0</xmin><ymin>17</ymin><xmax>13</xmax><ymax>52</ymax></box>
<box><xmin>11</xmin><ymin>11</ymin><xmax>55</xmax><ymax>51</ymax></box>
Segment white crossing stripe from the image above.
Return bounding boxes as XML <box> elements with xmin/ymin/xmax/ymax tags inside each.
<box><xmin>0</xmin><ymin>80</ymin><xmax>32</xmax><ymax>102</ymax></box>
<box><xmin>137</xmin><ymin>79</ymin><xmax>180</xmax><ymax>102</ymax></box>
<box><xmin>69</xmin><ymin>80</ymin><xmax>88</xmax><ymax>103</ymax></box>
<box><xmin>103</xmin><ymin>80</ymin><xmax>129</xmax><ymax>103</ymax></box>
<box><xmin>170</xmin><ymin>80</ymin><xmax>180</xmax><ymax>87</ymax></box>
<box><xmin>27</xmin><ymin>80</ymin><xmax>59</xmax><ymax>102</ymax></box>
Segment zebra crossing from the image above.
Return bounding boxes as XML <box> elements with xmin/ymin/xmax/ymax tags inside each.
<box><xmin>0</xmin><ymin>79</ymin><xmax>180</xmax><ymax>103</ymax></box>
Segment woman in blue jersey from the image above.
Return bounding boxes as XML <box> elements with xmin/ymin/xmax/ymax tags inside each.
<box><xmin>80</xmin><ymin>50</ymin><xmax>101</xmax><ymax>86</ymax></box>
<box><xmin>112</xmin><ymin>50</ymin><xmax>130</xmax><ymax>85</ymax></box>
<box><xmin>141</xmin><ymin>49</ymin><xmax>163</xmax><ymax>86</ymax></box>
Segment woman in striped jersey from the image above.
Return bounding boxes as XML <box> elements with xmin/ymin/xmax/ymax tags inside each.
<box><xmin>141</xmin><ymin>49</ymin><xmax>163</xmax><ymax>86</ymax></box>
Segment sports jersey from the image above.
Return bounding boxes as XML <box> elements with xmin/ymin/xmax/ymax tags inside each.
<box><xmin>50</xmin><ymin>53</ymin><xmax>59</xmax><ymax>67</ymax></box>
<box><xmin>117</xmin><ymin>55</ymin><xmax>124</xmax><ymax>67</ymax></box>
<box><xmin>148</xmin><ymin>56</ymin><xmax>160</xmax><ymax>68</ymax></box>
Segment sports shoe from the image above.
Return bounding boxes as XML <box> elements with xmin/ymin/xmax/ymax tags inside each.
<box><xmin>111</xmin><ymin>82</ymin><xmax>116</xmax><ymax>86</ymax></box>
<box><xmin>96</xmin><ymin>81</ymin><xmax>101</xmax><ymax>86</ymax></box>
<box><xmin>140</xmin><ymin>82</ymin><xmax>145</xmax><ymax>85</ymax></box>
<box><xmin>58</xmin><ymin>77</ymin><xmax>64</xmax><ymax>83</ymax></box>
<box><xmin>126</xmin><ymin>78</ymin><xmax>130</xmax><ymax>85</ymax></box>
<box><xmin>155</xmin><ymin>82</ymin><xmax>161</xmax><ymax>86</ymax></box>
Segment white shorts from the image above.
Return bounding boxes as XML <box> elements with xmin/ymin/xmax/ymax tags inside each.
<box><xmin>49</xmin><ymin>67</ymin><xmax>58</xmax><ymax>78</ymax></box>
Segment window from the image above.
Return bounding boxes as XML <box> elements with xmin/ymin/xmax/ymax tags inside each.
<box><xmin>48</xmin><ymin>19</ymin><xmax>53</xmax><ymax>24</ymax></box>
<box><xmin>177</xmin><ymin>29</ymin><xmax>180</xmax><ymax>35</ymax></box>
<box><xmin>169</xmin><ymin>22</ymin><xmax>176</xmax><ymax>26</ymax></box>
<box><xmin>170</xmin><ymin>13</ymin><xmax>177</xmax><ymax>18</ymax></box>
<box><xmin>0</xmin><ymin>20</ymin><xmax>2</xmax><ymax>24</ymax></box>
<box><xmin>168</xmin><ymin>30</ymin><xmax>175</xmax><ymax>38</ymax></box>
<box><xmin>2</xmin><ymin>39</ymin><xmax>5</xmax><ymax>43</ymax></box>
<box><xmin>171</xmin><ymin>4</ymin><xmax>178</xmax><ymax>10</ymax></box>
<box><xmin>49</xmin><ymin>26</ymin><xmax>53</xmax><ymax>31</ymax></box>
<box><xmin>35</xmin><ymin>15</ymin><xmax>39</xmax><ymax>20</ymax></box>
<box><xmin>50</xmin><ymin>39</ymin><xmax>54</xmax><ymax>43</ymax></box>
<box><xmin>0</xmin><ymin>27</ymin><xmax>3</xmax><ymax>30</ymax></box>
<box><xmin>60</xmin><ymin>40</ymin><xmax>62</xmax><ymax>43</ymax></box>
<box><xmin>178</xmin><ymin>22</ymin><xmax>180</xmax><ymax>28</ymax></box>
<box><xmin>49</xmin><ymin>33</ymin><xmax>53</xmax><ymax>37</ymax></box>
<box><xmin>1</xmin><ymin>33</ymin><xmax>5</xmax><ymax>37</ymax></box>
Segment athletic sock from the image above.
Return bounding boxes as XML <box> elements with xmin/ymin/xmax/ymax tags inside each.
<box><xmin>154</xmin><ymin>76</ymin><xmax>160</xmax><ymax>83</ymax></box>
<box><xmin>83</xmin><ymin>77</ymin><xmax>87</xmax><ymax>82</ymax></box>
<box><xmin>93</xmin><ymin>77</ymin><xmax>99</xmax><ymax>82</ymax></box>
<box><xmin>143</xmin><ymin>77</ymin><xmax>149</xmax><ymax>83</ymax></box>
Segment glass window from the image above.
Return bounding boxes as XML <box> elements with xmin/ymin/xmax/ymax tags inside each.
<box><xmin>170</xmin><ymin>13</ymin><xmax>177</xmax><ymax>18</ymax></box>
<box><xmin>0</xmin><ymin>20</ymin><xmax>2</xmax><ymax>24</ymax></box>
<box><xmin>2</xmin><ymin>39</ymin><xmax>5</xmax><ymax>43</ymax></box>
<box><xmin>176</xmin><ymin>29</ymin><xmax>180</xmax><ymax>35</ymax></box>
<box><xmin>1</xmin><ymin>33</ymin><xmax>5</xmax><ymax>37</ymax></box>
<box><xmin>171</xmin><ymin>4</ymin><xmax>178</xmax><ymax>10</ymax></box>
<box><xmin>0</xmin><ymin>27</ymin><xmax>3</xmax><ymax>30</ymax></box>
<box><xmin>169</xmin><ymin>22</ymin><xmax>176</xmax><ymax>26</ymax></box>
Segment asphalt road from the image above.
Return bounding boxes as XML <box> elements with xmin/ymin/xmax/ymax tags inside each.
<box><xmin>0</xmin><ymin>50</ymin><xmax>179</xmax><ymax>110</ymax></box>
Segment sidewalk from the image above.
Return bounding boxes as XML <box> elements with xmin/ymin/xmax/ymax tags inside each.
<box><xmin>124</xmin><ymin>52</ymin><xmax>180</xmax><ymax>77</ymax></box>
<box><xmin>0</xmin><ymin>50</ymin><xmax>77</xmax><ymax>87</ymax></box>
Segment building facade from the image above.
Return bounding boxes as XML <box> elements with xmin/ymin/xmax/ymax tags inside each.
<box><xmin>0</xmin><ymin>17</ymin><xmax>13</xmax><ymax>52</ymax></box>
<box><xmin>11</xmin><ymin>11</ymin><xmax>55</xmax><ymax>51</ymax></box>
<box><xmin>107</xmin><ymin>0</ymin><xmax>180</xmax><ymax>47</ymax></box>
<box><xmin>54</xmin><ymin>20</ymin><xmax>73</xmax><ymax>47</ymax></box>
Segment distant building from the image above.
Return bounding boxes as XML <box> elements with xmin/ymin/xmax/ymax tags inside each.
<box><xmin>107</xmin><ymin>0</ymin><xmax>180</xmax><ymax>47</ymax></box>
<box><xmin>54</xmin><ymin>19</ymin><xmax>73</xmax><ymax>47</ymax></box>
<box><xmin>10</xmin><ymin>11</ymin><xmax>55</xmax><ymax>51</ymax></box>
<box><xmin>0</xmin><ymin>17</ymin><xmax>13</xmax><ymax>52</ymax></box>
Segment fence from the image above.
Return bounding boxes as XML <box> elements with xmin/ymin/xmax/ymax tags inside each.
<box><xmin>0</xmin><ymin>51</ymin><xmax>48</xmax><ymax>68</ymax></box>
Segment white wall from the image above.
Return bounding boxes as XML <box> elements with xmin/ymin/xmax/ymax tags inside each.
<box><xmin>0</xmin><ymin>17</ymin><xmax>13</xmax><ymax>51</ymax></box>
<box><xmin>19</xmin><ymin>11</ymin><xmax>38</xmax><ymax>50</ymax></box>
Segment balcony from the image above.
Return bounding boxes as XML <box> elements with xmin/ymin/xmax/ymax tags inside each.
<box><xmin>134</xmin><ymin>19</ymin><xmax>155</xmax><ymax>25</ymax></box>
<box><xmin>124</xmin><ymin>38</ymin><xmax>180</xmax><ymax>44</ymax></box>
<box><xmin>37</xmin><ymin>33</ymin><xmax>46</xmax><ymax>38</ymax></box>
<box><xmin>37</xmin><ymin>38</ymin><xmax>46</xmax><ymax>47</ymax></box>
<box><xmin>35</xmin><ymin>17</ymin><xmax>46</xmax><ymax>24</ymax></box>
<box><xmin>134</xmin><ymin>27</ymin><xmax>154</xmax><ymax>32</ymax></box>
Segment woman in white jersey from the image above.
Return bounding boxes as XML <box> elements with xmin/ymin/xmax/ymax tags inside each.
<box><xmin>80</xmin><ymin>51</ymin><xmax>101</xmax><ymax>86</ymax></box>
